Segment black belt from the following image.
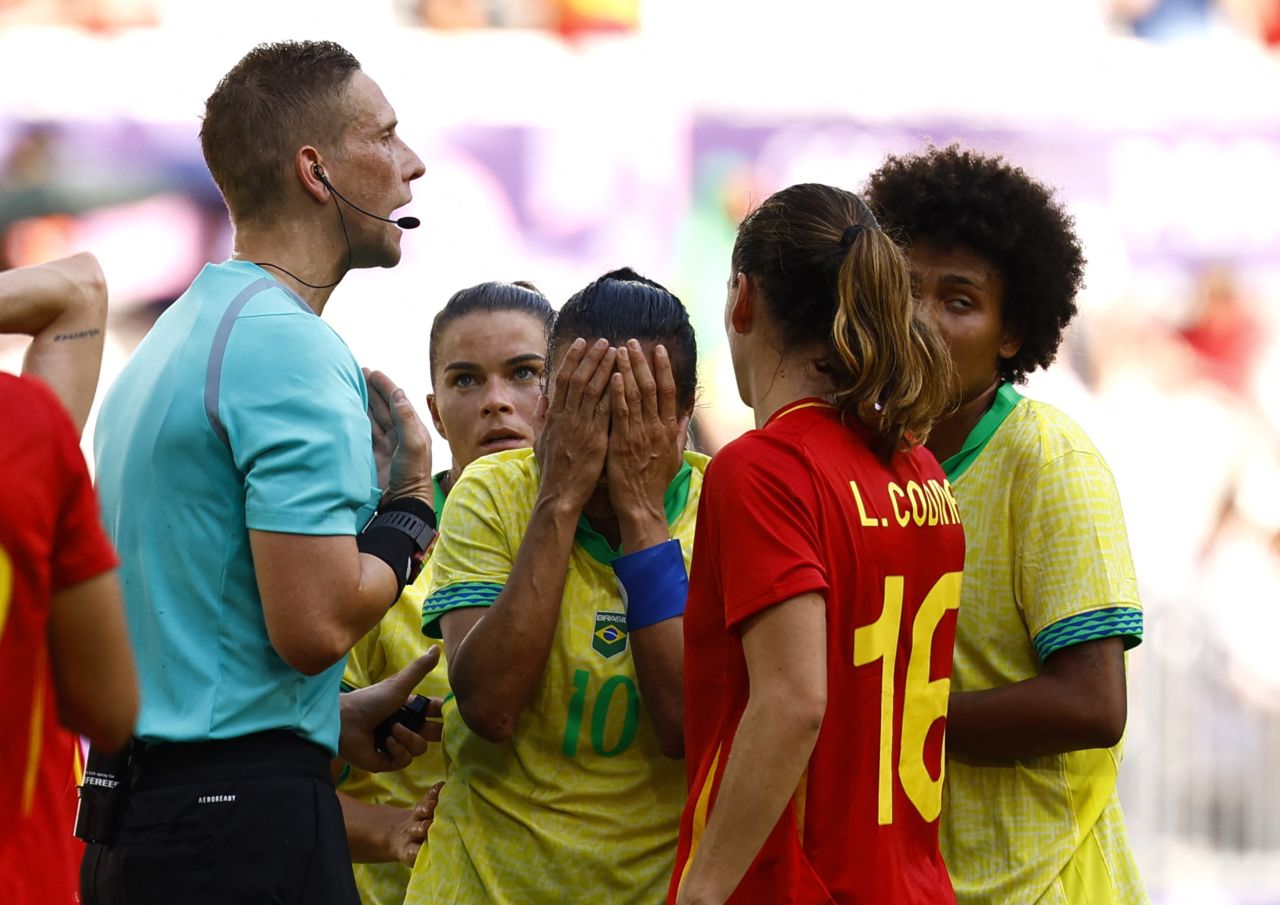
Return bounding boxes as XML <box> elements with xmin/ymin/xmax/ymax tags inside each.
<box><xmin>133</xmin><ymin>729</ymin><xmax>332</xmax><ymax>789</ymax></box>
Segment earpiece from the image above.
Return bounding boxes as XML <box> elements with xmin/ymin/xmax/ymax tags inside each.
<box><xmin>310</xmin><ymin>165</ymin><xmax>419</xmax><ymax>230</ymax></box>
<box><xmin>255</xmin><ymin>160</ymin><xmax>416</xmax><ymax>291</ymax></box>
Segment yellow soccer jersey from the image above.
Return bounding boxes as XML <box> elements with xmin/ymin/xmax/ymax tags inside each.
<box><xmin>939</xmin><ymin>384</ymin><xmax>1147</xmax><ymax>905</ymax></box>
<box><xmin>342</xmin><ymin>477</ymin><xmax>450</xmax><ymax>905</ymax></box>
<box><xmin>406</xmin><ymin>447</ymin><xmax>707</xmax><ymax>905</ymax></box>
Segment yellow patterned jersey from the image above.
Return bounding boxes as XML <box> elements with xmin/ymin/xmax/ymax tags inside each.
<box><xmin>406</xmin><ymin>448</ymin><xmax>708</xmax><ymax>905</ymax></box>
<box><xmin>342</xmin><ymin>477</ymin><xmax>450</xmax><ymax>905</ymax></box>
<box><xmin>939</xmin><ymin>384</ymin><xmax>1147</xmax><ymax>905</ymax></box>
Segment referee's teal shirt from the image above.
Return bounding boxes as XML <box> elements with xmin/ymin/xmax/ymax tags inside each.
<box><xmin>94</xmin><ymin>261</ymin><xmax>380</xmax><ymax>754</ymax></box>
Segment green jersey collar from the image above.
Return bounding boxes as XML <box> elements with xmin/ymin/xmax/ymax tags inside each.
<box><xmin>575</xmin><ymin>459</ymin><xmax>694</xmax><ymax>566</ymax></box>
<box><xmin>433</xmin><ymin>470</ymin><xmax>448</xmax><ymax>516</ymax></box>
<box><xmin>940</xmin><ymin>383</ymin><xmax>1023</xmax><ymax>482</ymax></box>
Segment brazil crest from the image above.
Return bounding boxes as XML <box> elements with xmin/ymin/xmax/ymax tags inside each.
<box><xmin>593</xmin><ymin>612</ymin><xmax>628</xmax><ymax>659</ymax></box>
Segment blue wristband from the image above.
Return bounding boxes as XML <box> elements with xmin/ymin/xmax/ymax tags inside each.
<box><xmin>613</xmin><ymin>539</ymin><xmax>688</xmax><ymax>631</ymax></box>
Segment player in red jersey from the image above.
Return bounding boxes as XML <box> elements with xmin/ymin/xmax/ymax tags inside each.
<box><xmin>671</xmin><ymin>184</ymin><xmax>963</xmax><ymax>905</ymax></box>
<box><xmin>0</xmin><ymin>254</ymin><xmax>139</xmax><ymax>905</ymax></box>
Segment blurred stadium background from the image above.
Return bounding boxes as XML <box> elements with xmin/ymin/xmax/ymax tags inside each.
<box><xmin>2</xmin><ymin>1</ymin><xmax>1280</xmax><ymax>901</ymax></box>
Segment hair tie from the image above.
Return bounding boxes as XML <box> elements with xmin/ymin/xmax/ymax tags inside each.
<box><xmin>840</xmin><ymin>224</ymin><xmax>865</xmax><ymax>248</ymax></box>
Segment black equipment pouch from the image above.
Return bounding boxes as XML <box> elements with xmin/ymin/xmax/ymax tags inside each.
<box><xmin>74</xmin><ymin>740</ymin><xmax>136</xmax><ymax>845</ymax></box>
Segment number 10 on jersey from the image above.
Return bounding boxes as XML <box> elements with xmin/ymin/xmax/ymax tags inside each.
<box><xmin>853</xmin><ymin>571</ymin><xmax>962</xmax><ymax>825</ymax></box>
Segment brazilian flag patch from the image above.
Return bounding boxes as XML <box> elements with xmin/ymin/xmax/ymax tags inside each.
<box><xmin>593</xmin><ymin>612</ymin><xmax>629</xmax><ymax>659</ymax></box>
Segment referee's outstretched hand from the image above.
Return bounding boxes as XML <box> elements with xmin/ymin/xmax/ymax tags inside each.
<box><xmin>365</xmin><ymin>367</ymin><xmax>433</xmax><ymax>505</ymax></box>
<box><xmin>338</xmin><ymin>647</ymin><xmax>445</xmax><ymax>773</ymax></box>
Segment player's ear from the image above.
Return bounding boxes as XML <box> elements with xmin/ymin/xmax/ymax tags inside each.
<box><xmin>998</xmin><ymin>327</ymin><xmax>1022</xmax><ymax>362</ymax></box>
<box><xmin>426</xmin><ymin>394</ymin><xmax>446</xmax><ymax>438</ymax></box>
<box><xmin>728</xmin><ymin>272</ymin><xmax>754</xmax><ymax>335</ymax></box>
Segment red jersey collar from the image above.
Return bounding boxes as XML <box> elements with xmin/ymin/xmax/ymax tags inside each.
<box><xmin>764</xmin><ymin>397</ymin><xmax>835</xmax><ymax>428</ymax></box>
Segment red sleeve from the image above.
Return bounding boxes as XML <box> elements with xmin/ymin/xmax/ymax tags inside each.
<box><xmin>37</xmin><ymin>385</ymin><xmax>117</xmax><ymax>592</ymax></box>
<box><xmin>706</xmin><ymin>433</ymin><xmax>828</xmax><ymax>630</ymax></box>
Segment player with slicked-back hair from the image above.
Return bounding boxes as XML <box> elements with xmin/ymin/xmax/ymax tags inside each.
<box><xmin>426</xmin><ymin>281</ymin><xmax>555</xmax><ymax>381</ymax></box>
<box><xmin>867</xmin><ymin>146</ymin><xmax>1147</xmax><ymax>905</ymax></box>
<box><xmin>671</xmin><ymin>182</ymin><xmax>963</xmax><ymax>905</ymax></box>
<box><xmin>340</xmin><ymin>280</ymin><xmax>555</xmax><ymax>905</ymax></box>
<box><xmin>547</xmin><ymin>267</ymin><xmax>699</xmax><ymax>412</ymax></box>
<box><xmin>411</xmin><ymin>268</ymin><xmax>705</xmax><ymax>905</ymax></box>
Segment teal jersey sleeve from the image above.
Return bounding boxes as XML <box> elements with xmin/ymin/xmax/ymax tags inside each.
<box><xmin>220</xmin><ymin>301</ymin><xmax>378</xmax><ymax>536</ymax></box>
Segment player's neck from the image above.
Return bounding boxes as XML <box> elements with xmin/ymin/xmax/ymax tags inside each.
<box><xmin>926</xmin><ymin>377</ymin><xmax>1002</xmax><ymax>462</ymax></box>
<box><xmin>747</xmin><ymin>351</ymin><xmax>833</xmax><ymax>429</ymax></box>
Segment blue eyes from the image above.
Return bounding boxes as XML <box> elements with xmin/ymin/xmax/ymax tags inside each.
<box><xmin>450</xmin><ymin>367</ymin><xmax>541</xmax><ymax>389</ymax></box>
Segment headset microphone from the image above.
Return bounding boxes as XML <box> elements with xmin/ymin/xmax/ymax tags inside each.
<box><xmin>312</xmin><ymin>165</ymin><xmax>420</xmax><ymax>229</ymax></box>
<box><xmin>252</xmin><ymin>165</ymin><xmax>419</xmax><ymax>289</ymax></box>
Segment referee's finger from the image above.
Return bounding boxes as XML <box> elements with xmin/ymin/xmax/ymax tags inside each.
<box><xmin>386</xmin><ymin>388</ymin><xmax>429</xmax><ymax>466</ymax></box>
<box><xmin>365</xmin><ymin>368</ymin><xmax>396</xmax><ymax>433</ymax></box>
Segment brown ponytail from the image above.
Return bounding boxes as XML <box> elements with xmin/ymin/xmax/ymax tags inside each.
<box><xmin>830</xmin><ymin>227</ymin><xmax>954</xmax><ymax>457</ymax></box>
<box><xmin>731</xmin><ymin>183</ymin><xmax>954</xmax><ymax>460</ymax></box>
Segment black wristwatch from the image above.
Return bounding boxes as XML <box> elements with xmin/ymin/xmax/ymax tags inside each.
<box><xmin>363</xmin><ymin>507</ymin><xmax>435</xmax><ymax>554</ymax></box>
<box><xmin>358</xmin><ymin>497</ymin><xmax>437</xmax><ymax>591</ymax></box>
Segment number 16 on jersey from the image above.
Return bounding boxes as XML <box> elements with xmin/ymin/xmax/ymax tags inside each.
<box><xmin>853</xmin><ymin>571</ymin><xmax>962</xmax><ymax>825</ymax></box>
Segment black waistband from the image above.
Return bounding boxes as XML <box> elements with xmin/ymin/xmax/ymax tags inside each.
<box><xmin>133</xmin><ymin>729</ymin><xmax>333</xmax><ymax>789</ymax></box>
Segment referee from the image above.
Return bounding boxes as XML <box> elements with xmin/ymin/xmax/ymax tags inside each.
<box><xmin>83</xmin><ymin>41</ymin><xmax>436</xmax><ymax>905</ymax></box>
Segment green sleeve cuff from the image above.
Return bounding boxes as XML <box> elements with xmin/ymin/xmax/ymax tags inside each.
<box><xmin>421</xmin><ymin>581</ymin><xmax>504</xmax><ymax>639</ymax></box>
<box><xmin>1033</xmin><ymin>606</ymin><xmax>1143</xmax><ymax>662</ymax></box>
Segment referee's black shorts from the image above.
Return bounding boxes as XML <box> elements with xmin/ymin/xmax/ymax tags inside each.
<box><xmin>81</xmin><ymin>729</ymin><xmax>358</xmax><ymax>905</ymax></box>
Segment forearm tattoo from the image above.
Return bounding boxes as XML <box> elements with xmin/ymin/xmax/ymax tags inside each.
<box><xmin>53</xmin><ymin>328</ymin><xmax>102</xmax><ymax>342</ymax></box>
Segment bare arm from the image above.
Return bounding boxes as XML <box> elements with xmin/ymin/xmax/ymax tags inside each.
<box><xmin>628</xmin><ymin>619</ymin><xmax>684</xmax><ymax>757</ymax></box>
<box><xmin>251</xmin><ymin>371</ymin><xmax>433</xmax><ymax>676</ymax></box>
<box><xmin>46</xmin><ymin>571</ymin><xmax>139</xmax><ymax>753</ymax></box>
<box><xmin>0</xmin><ymin>252</ymin><xmax>108</xmax><ymax>434</ymax></box>
<box><xmin>250</xmin><ymin>532</ymin><xmax>404</xmax><ymax>675</ymax></box>
<box><xmin>338</xmin><ymin>783</ymin><xmax>441</xmax><ymax>865</ymax></box>
<box><xmin>442</xmin><ymin>339</ymin><xmax>615</xmax><ymax>743</ymax></box>
<box><xmin>947</xmin><ymin>636</ymin><xmax>1128</xmax><ymax>762</ymax></box>
<box><xmin>675</xmin><ymin>594</ymin><xmax>827</xmax><ymax>905</ymax></box>
<box><xmin>609</xmin><ymin>342</ymin><xmax>692</xmax><ymax>757</ymax></box>
<box><xmin>441</xmin><ymin>494</ymin><xmax>580</xmax><ymax>742</ymax></box>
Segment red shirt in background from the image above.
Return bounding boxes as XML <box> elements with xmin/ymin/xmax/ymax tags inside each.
<box><xmin>0</xmin><ymin>374</ymin><xmax>118</xmax><ymax>905</ymax></box>
<box><xmin>671</xmin><ymin>400</ymin><xmax>965</xmax><ymax>904</ymax></box>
